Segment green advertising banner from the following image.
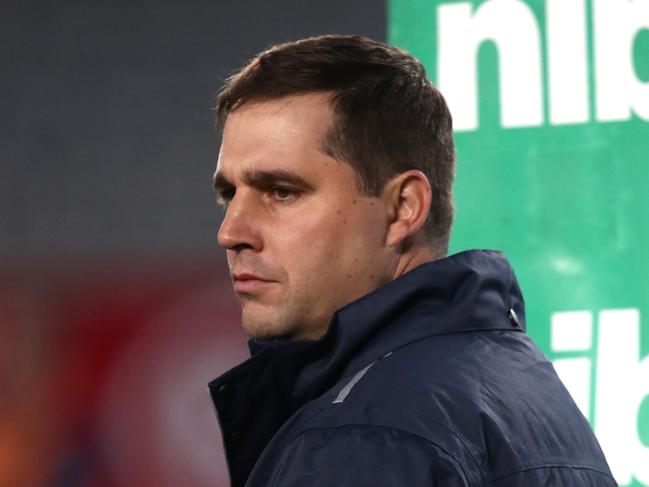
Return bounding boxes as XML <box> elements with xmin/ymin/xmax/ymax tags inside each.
<box><xmin>388</xmin><ymin>0</ymin><xmax>649</xmax><ymax>485</ymax></box>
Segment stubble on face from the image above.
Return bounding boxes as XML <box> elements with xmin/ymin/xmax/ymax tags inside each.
<box><xmin>228</xmin><ymin>252</ymin><xmax>306</xmax><ymax>340</ymax></box>
<box><xmin>216</xmin><ymin>93</ymin><xmax>394</xmax><ymax>341</ymax></box>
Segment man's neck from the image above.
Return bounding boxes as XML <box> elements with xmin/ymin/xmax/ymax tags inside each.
<box><xmin>390</xmin><ymin>239</ymin><xmax>440</xmax><ymax>281</ymax></box>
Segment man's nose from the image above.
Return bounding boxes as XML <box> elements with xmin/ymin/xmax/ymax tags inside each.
<box><xmin>217</xmin><ymin>193</ymin><xmax>263</xmax><ymax>251</ymax></box>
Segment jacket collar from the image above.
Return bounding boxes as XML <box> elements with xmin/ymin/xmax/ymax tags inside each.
<box><xmin>209</xmin><ymin>249</ymin><xmax>525</xmax><ymax>486</ymax></box>
<box><xmin>248</xmin><ymin>249</ymin><xmax>525</xmax><ymax>381</ymax></box>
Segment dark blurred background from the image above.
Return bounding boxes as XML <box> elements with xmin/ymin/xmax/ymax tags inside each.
<box><xmin>0</xmin><ymin>2</ymin><xmax>385</xmax><ymax>485</ymax></box>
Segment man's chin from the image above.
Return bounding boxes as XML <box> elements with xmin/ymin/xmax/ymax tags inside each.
<box><xmin>241</xmin><ymin>314</ymin><xmax>292</xmax><ymax>341</ymax></box>
<box><xmin>240</xmin><ymin>304</ymin><xmax>324</xmax><ymax>341</ymax></box>
<box><xmin>247</xmin><ymin>330</ymin><xmax>294</xmax><ymax>341</ymax></box>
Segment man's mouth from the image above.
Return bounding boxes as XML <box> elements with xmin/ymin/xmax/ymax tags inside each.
<box><xmin>232</xmin><ymin>273</ymin><xmax>275</xmax><ymax>293</ymax></box>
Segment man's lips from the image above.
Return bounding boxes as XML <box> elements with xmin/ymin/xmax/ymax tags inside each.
<box><xmin>232</xmin><ymin>273</ymin><xmax>276</xmax><ymax>293</ymax></box>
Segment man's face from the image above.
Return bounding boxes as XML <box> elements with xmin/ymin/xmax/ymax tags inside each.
<box><xmin>214</xmin><ymin>93</ymin><xmax>395</xmax><ymax>340</ymax></box>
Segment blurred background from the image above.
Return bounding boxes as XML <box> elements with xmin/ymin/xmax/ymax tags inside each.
<box><xmin>2</xmin><ymin>0</ymin><xmax>648</xmax><ymax>486</ymax></box>
<box><xmin>0</xmin><ymin>1</ymin><xmax>384</xmax><ymax>486</ymax></box>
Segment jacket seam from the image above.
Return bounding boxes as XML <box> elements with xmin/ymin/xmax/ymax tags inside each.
<box><xmin>299</xmin><ymin>393</ymin><xmax>486</xmax><ymax>484</ymax></box>
<box><xmin>366</xmin><ymin>327</ymin><xmax>524</xmax><ymax>378</ymax></box>
<box><xmin>272</xmin><ymin>422</ymin><xmax>478</xmax><ymax>486</ymax></box>
<box><xmin>390</xmin><ymin>328</ymin><xmax>524</xmax><ymax>353</ymax></box>
<box><xmin>488</xmin><ymin>463</ymin><xmax>616</xmax><ymax>484</ymax></box>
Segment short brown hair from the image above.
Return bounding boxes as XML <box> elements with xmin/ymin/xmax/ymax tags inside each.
<box><xmin>216</xmin><ymin>35</ymin><xmax>455</xmax><ymax>254</ymax></box>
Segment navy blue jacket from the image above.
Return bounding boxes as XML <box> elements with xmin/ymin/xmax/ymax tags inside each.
<box><xmin>209</xmin><ymin>250</ymin><xmax>616</xmax><ymax>486</ymax></box>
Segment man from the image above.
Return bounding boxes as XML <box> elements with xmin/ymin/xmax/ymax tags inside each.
<box><xmin>209</xmin><ymin>35</ymin><xmax>615</xmax><ymax>486</ymax></box>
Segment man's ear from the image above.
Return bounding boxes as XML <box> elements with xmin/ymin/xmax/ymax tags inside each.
<box><xmin>383</xmin><ymin>170</ymin><xmax>432</xmax><ymax>248</ymax></box>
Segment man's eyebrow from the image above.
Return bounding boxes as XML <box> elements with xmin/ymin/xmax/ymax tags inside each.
<box><xmin>244</xmin><ymin>169</ymin><xmax>314</xmax><ymax>190</ymax></box>
<box><xmin>213</xmin><ymin>169</ymin><xmax>314</xmax><ymax>193</ymax></box>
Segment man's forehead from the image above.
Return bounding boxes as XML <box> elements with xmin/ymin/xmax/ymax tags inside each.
<box><xmin>220</xmin><ymin>93</ymin><xmax>336</xmax><ymax>144</ymax></box>
<box><xmin>215</xmin><ymin>95</ymin><xmax>345</xmax><ymax>184</ymax></box>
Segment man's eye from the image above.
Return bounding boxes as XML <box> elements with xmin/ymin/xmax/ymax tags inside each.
<box><xmin>216</xmin><ymin>188</ymin><xmax>235</xmax><ymax>207</ymax></box>
<box><xmin>271</xmin><ymin>187</ymin><xmax>299</xmax><ymax>201</ymax></box>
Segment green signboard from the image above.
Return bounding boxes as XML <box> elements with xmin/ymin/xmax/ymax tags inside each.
<box><xmin>388</xmin><ymin>0</ymin><xmax>649</xmax><ymax>485</ymax></box>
